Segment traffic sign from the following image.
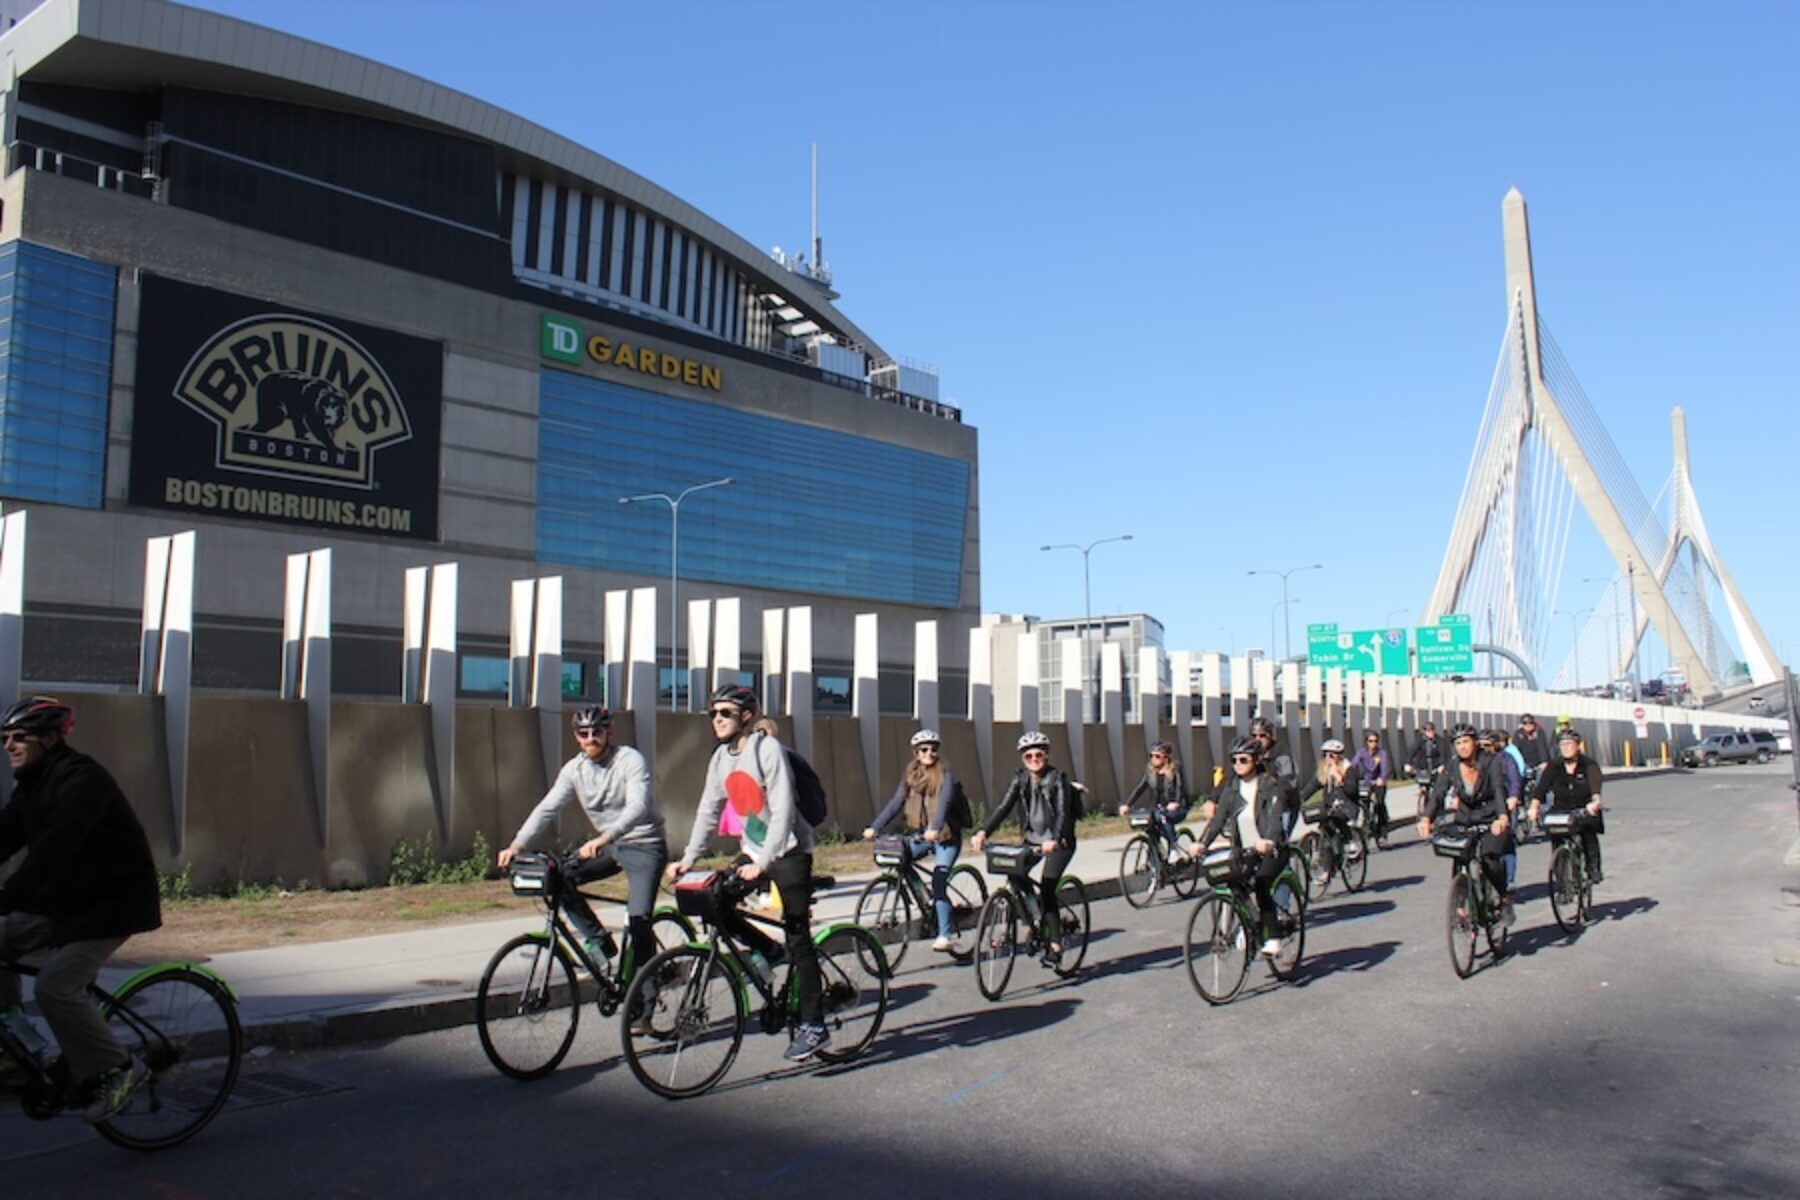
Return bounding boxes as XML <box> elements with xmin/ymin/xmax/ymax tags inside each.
<box><xmin>1306</xmin><ymin>623</ymin><xmax>1356</xmax><ymax>669</ymax></box>
<box><xmin>1307</xmin><ymin>623</ymin><xmax>1410</xmax><ymax>674</ymax></box>
<box><xmin>1415</xmin><ymin>616</ymin><xmax>1474</xmax><ymax>676</ymax></box>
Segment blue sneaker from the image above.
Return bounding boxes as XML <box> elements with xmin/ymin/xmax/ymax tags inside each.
<box><xmin>782</xmin><ymin>1023</ymin><xmax>830</xmax><ymax>1063</ymax></box>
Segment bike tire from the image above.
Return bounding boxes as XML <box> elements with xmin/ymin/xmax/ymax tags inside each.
<box><xmin>1052</xmin><ymin>876</ymin><xmax>1090</xmax><ymax>977</ymax></box>
<box><xmin>813</xmin><ymin>925</ymin><xmax>889</xmax><ymax>1064</ymax></box>
<box><xmin>1342</xmin><ymin>830</ymin><xmax>1369</xmax><ymax>893</ymax></box>
<box><xmin>1170</xmin><ymin>828</ymin><xmax>1202</xmax><ymax>899</ymax></box>
<box><xmin>1304</xmin><ymin>834</ymin><xmax>1332</xmax><ymax>902</ymax></box>
<box><xmin>1446</xmin><ymin>875</ymin><xmax>1478</xmax><ymax>979</ymax></box>
<box><xmin>1119</xmin><ymin>834</ymin><xmax>1156</xmax><ymax>909</ymax></box>
<box><xmin>477</xmin><ymin>934</ymin><xmax>580</xmax><ymax>1081</ymax></box>
<box><xmin>620</xmin><ymin>946</ymin><xmax>745</xmax><ymax>1100</ymax></box>
<box><xmin>974</xmin><ymin>890</ymin><xmax>1019</xmax><ymax>1001</ymax></box>
<box><xmin>1269</xmin><ymin>878</ymin><xmax>1306</xmax><ymax>981</ymax></box>
<box><xmin>854</xmin><ymin>874</ymin><xmax>913</xmax><ymax>972</ymax></box>
<box><xmin>1184</xmin><ymin>894</ymin><xmax>1249</xmax><ymax>1005</ymax></box>
<box><xmin>96</xmin><ymin>966</ymin><xmax>243</xmax><ymax>1151</ymax></box>
<box><xmin>946</xmin><ymin>863</ymin><xmax>988</xmax><ymax>958</ymax></box>
<box><xmin>1549</xmin><ymin>845</ymin><xmax>1583</xmax><ymax>935</ymax></box>
<box><xmin>620</xmin><ymin>910</ymin><xmax>698</xmax><ymax>982</ymax></box>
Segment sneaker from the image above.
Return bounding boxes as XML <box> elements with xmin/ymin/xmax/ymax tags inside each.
<box><xmin>1499</xmin><ymin>900</ymin><xmax>1517</xmax><ymax>928</ymax></box>
<box><xmin>1259</xmin><ymin>938</ymin><xmax>1282</xmax><ymax>958</ymax></box>
<box><xmin>1039</xmin><ymin>944</ymin><xmax>1063</xmax><ymax>968</ymax></box>
<box><xmin>930</xmin><ymin>936</ymin><xmax>954</xmax><ymax>953</ymax></box>
<box><xmin>1232</xmin><ymin>929</ymin><xmax>1247</xmax><ymax>951</ymax></box>
<box><xmin>82</xmin><ymin>1056</ymin><xmax>148</xmax><ymax>1124</ymax></box>
<box><xmin>783</xmin><ymin>1023</ymin><xmax>831</xmax><ymax>1063</ymax></box>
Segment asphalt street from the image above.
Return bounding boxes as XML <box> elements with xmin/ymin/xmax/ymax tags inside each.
<box><xmin>7</xmin><ymin>765</ymin><xmax>1798</xmax><ymax>1199</ymax></box>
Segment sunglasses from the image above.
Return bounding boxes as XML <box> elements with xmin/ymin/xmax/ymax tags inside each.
<box><xmin>1323</xmin><ymin>751</ymin><xmax>1341</xmax><ymax>758</ymax></box>
<box><xmin>1021</xmin><ymin>749</ymin><xmax>1047</xmax><ymax>760</ymax></box>
<box><xmin>1231</xmin><ymin>755</ymin><xmax>1255</xmax><ymax>765</ymax></box>
<box><xmin>1</xmin><ymin>732</ymin><xmax>36</xmax><ymax>747</ymax></box>
<box><xmin>573</xmin><ymin>727</ymin><xmax>607</xmax><ymax>740</ymax></box>
<box><xmin>709</xmin><ymin>708</ymin><xmax>742</xmax><ymax>720</ymax></box>
<box><xmin>915</xmin><ymin>745</ymin><xmax>939</xmax><ymax>754</ymax></box>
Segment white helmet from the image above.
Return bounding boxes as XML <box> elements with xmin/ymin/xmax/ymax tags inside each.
<box><xmin>1017</xmin><ymin>730</ymin><xmax>1051</xmax><ymax>752</ymax></box>
<box><xmin>1321</xmin><ymin>738</ymin><xmax>1346</xmax><ymax>754</ymax></box>
<box><xmin>910</xmin><ymin>729</ymin><xmax>941</xmax><ymax>748</ymax></box>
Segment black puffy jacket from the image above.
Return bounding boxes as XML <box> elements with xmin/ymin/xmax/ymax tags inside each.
<box><xmin>983</xmin><ymin>767</ymin><xmax>1079</xmax><ymax>846</ymax></box>
<box><xmin>0</xmin><ymin>742</ymin><xmax>162</xmax><ymax>944</ymax></box>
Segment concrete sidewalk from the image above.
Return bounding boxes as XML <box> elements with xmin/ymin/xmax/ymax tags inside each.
<box><xmin>87</xmin><ymin>767</ymin><xmax>1681</xmax><ymax>1051</ymax></box>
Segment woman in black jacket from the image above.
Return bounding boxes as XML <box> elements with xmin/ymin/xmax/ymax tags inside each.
<box><xmin>1199</xmin><ymin>736</ymin><xmax>1292</xmax><ymax>957</ymax></box>
<box><xmin>1531</xmin><ymin>725</ymin><xmax>1605</xmax><ymax>882</ymax></box>
<box><xmin>972</xmin><ymin>730</ymin><xmax>1079</xmax><ymax>963</ymax></box>
<box><xmin>1423</xmin><ymin>722</ymin><xmax>1515</xmax><ymax>925</ymax></box>
<box><xmin>1119</xmin><ymin>740</ymin><xmax>1189</xmax><ymax>859</ymax></box>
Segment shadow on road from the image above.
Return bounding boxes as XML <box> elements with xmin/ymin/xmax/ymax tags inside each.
<box><xmin>1304</xmin><ymin>899</ymin><xmax>1396</xmax><ymax>930</ymax></box>
<box><xmin>815</xmin><ymin>996</ymin><xmax>1083</xmax><ymax>1075</ymax></box>
<box><xmin>1294</xmin><ymin>939</ymin><xmax>1401</xmax><ymax>986</ymax></box>
<box><xmin>1073</xmin><ymin>940</ymin><xmax>1186</xmax><ymax>985</ymax></box>
<box><xmin>1357</xmin><ymin>873</ymin><xmax>1426</xmax><ymax>896</ymax></box>
<box><xmin>1590</xmin><ymin>895</ymin><xmax>1658</xmax><ymax>923</ymax></box>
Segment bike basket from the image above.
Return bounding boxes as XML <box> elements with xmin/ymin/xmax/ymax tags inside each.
<box><xmin>1201</xmin><ymin>847</ymin><xmax>1243</xmax><ymax>883</ymax></box>
<box><xmin>508</xmin><ymin>852</ymin><xmax>557</xmax><ymax>897</ymax></box>
<box><xmin>1128</xmin><ymin>810</ymin><xmax>1153</xmax><ymax>828</ymax></box>
<box><xmin>1540</xmin><ymin>811</ymin><xmax>1576</xmax><ymax>837</ymax></box>
<box><xmin>673</xmin><ymin>869</ymin><xmax>723</xmax><ymax>920</ymax></box>
<box><xmin>984</xmin><ymin>843</ymin><xmax>1037</xmax><ymax>876</ymax></box>
<box><xmin>872</xmin><ymin>835</ymin><xmax>907</xmax><ymax>867</ymax></box>
<box><xmin>1431</xmin><ymin>830</ymin><xmax>1477</xmax><ymax>860</ymax></box>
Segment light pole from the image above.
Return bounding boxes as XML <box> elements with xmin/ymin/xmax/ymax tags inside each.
<box><xmin>1625</xmin><ymin>557</ymin><xmax>1640</xmax><ymax>698</ymax></box>
<box><xmin>1385</xmin><ymin>607</ymin><xmax>1411</xmax><ymax>629</ymax></box>
<box><xmin>1041</xmin><ymin>534</ymin><xmax>1133</xmax><ymax>721</ymax></box>
<box><xmin>1583</xmin><ymin>575</ymin><xmax>1621</xmax><ymax>696</ymax></box>
<box><xmin>1248</xmin><ymin>564</ymin><xmax>1323</xmax><ymax>662</ymax></box>
<box><xmin>619</xmin><ymin>476</ymin><xmax>735</xmax><ymax>709</ymax></box>
<box><xmin>1555</xmin><ymin>607</ymin><xmax>1593</xmax><ymax>693</ymax></box>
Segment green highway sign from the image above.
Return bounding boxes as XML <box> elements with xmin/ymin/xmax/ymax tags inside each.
<box><xmin>1307</xmin><ymin>624</ymin><xmax>1411</xmax><ymax>675</ymax></box>
<box><xmin>1415</xmin><ymin>615</ymin><xmax>1474</xmax><ymax>676</ymax></box>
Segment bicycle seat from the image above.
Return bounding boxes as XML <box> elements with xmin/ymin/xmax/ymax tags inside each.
<box><xmin>810</xmin><ymin>875</ymin><xmax>836</xmax><ymax>891</ymax></box>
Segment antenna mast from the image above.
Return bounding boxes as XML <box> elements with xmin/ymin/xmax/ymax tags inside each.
<box><xmin>810</xmin><ymin>141</ymin><xmax>821</xmax><ymax>268</ymax></box>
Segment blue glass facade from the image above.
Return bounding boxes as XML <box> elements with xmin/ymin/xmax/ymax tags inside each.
<box><xmin>0</xmin><ymin>242</ymin><xmax>115</xmax><ymax>508</ymax></box>
<box><xmin>538</xmin><ymin>369</ymin><xmax>969</xmax><ymax>608</ymax></box>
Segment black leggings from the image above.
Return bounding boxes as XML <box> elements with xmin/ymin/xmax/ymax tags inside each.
<box><xmin>1036</xmin><ymin>842</ymin><xmax>1075</xmax><ymax>942</ymax></box>
<box><xmin>1249</xmin><ymin>850</ymin><xmax>1283</xmax><ymax>941</ymax></box>
<box><xmin>715</xmin><ymin>851</ymin><xmax>822</xmax><ymax>1026</ymax></box>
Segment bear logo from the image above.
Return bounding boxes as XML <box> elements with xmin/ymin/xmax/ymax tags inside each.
<box><xmin>249</xmin><ymin>371</ymin><xmax>350</xmax><ymax>449</ymax></box>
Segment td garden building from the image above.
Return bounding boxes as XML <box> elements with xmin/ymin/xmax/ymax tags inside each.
<box><xmin>0</xmin><ymin>0</ymin><xmax>980</xmax><ymax>710</ymax></box>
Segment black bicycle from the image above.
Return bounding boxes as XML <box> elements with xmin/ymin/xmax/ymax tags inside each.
<box><xmin>1542</xmin><ymin>810</ymin><xmax>1595</xmax><ymax>934</ymax></box>
<box><xmin>1118</xmin><ymin>807</ymin><xmax>1200</xmax><ymax>908</ymax></box>
<box><xmin>0</xmin><ymin>957</ymin><xmax>242</xmax><ymax>1150</ymax></box>
<box><xmin>1432</xmin><ymin>821</ymin><xmax>1509</xmax><ymax>977</ymax></box>
<box><xmin>973</xmin><ymin>844</ymin><xmax>1090</xmax><ymax>1001</ymax></box>
<box><xmin>476</xmin><ymin>850</ymin><xmax>695</xmax><ymax>1080</ymax></box>
<box><xmin>1183</xmin><ymin>847</ymin><xmax>1306</xmax><ymax>1004</ymax></box>
<box><xmin>1305</xmin><ymin>799</ymin><xmax>1368</xmax><ymax>897</ymax></box>
<box><xmin>854</xmin><ymin>835</ymin><xmax>987</xmax><ymax>966</ymax></box>
<box><xmin>619</xmin><ymin>868</ymin><xmax>889</xmax><ymax>1100</ymax></box>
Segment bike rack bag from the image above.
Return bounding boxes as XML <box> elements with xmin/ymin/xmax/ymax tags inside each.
<box><xmin>872</xmin><ymin>835</ymin><xmax>907</xmax><ymax>867</ymax></box>
<box><xmin>509</xmin><ymin>852</ymin><xmax>558</xmax><ymax>897</ymax></box>
<box><xmin>1201</xmin><ymin>847</ymin><xmax>1245</xmax><ymax>883</ymax></box>
<box><xmin>1128</xmin><ymin>810</ymin><xmax>1153</xmax><ymax>828</ymax></box>
<box><xmin>1430</xmin><ymin>829</ymin><xmax>1478</xmax><ymax>860</ymax></box>
<box><xmin>984</xmin><ymin>843</ymin><xmax>1037</xmax><ymax>877</ymax></box>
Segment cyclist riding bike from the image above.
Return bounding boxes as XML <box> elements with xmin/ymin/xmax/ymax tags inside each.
<box><xmin>1481</xmin><ymin>727</ymin><xmax>1526</xmax><ymax>883</ymax></box>
<box><xmin>1405</xmin><ymin>721</ymin><xmax>1448</xmax><ymax>801</ymax></box>
<box><xmin>1531</xmin><ymin>726</ymin><xmax>1605</xmax><ymax>882</ymax></box>
<box><xmin>497</xmin><ymin>706</ymin><xmax>669</xmax><ymax>1009</ymax></box>
<box><xmin>1118</xmin><ymin>740</ymin><xmax>1189</xmax><ymax>861</ymax></box>
<box><xmin>0</xmin><ymin>697</ymin><xmax>160</xmax><ymax>1121</ymax></box>
<box><xmin>1514</xmin><ymin>712</ymin><xmax>1554</xmax><ymax>781</ymax></box>
<box><xmin>862</xmin><ymin>729</ymin><xmax>968</xmax><ymax>952</ymax></box>
<box><xmin>667</xmin><ymin>684</ymin><xmax>828</xmax><ymax>1063</ymax></box>
<box><xmin>1421</xmin><ymin>723</ymin><xmax>1515</xmax><ymax>927</ymax></box>
<box><xmin>1349</xmin><ymin>732</ymin><xmax>1393</xmax><ymax>847</ymax></box>
<box><xmin>971</xmin><ymin>731</ymin><xmax>1079</xmax><ymax>966</ymax></box>
<box><xmin>1198</xmin><ymin>736</ymin><xmax>1292</xmax><ymax>957</ymax></box>
<box><xmin>1300</xmin><ymin>737</ymin><xmax>1364</xmax><ymax>850</ymax></box>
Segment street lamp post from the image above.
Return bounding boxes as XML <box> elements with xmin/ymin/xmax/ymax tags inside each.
<box><xmin>1555</xmin><ymin>607</ymin><xmax>1594</xmax><ymax>692</ymax></box>
<box><xmin>1040</xmin><ymin>535</ymin><xmax>1133</xmax><ymax>721</ymax></box>
<box><xmin>1271</xmin><ymin>597</ymin><xmax>1301</xmax><ymax>661</ymax></box>
<box><xmin>619</xmin><ymin>476</ymin><xmax>735</xmax><ymax>709</ymax></box>
<box><xmin>1248</xmin><ymin>564</ymin><xmax>1323</xmax><ymax>662</ymax></box>
<box><xmin>1582</xmin><ymin>575</ymin><xmax>1624</xmax><ymax>697</ymax></box>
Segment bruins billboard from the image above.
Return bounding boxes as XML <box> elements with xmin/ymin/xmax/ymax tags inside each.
<box><xmin>130</xmin><ymin>277</ymin><xmax>442</xmax><ymax>540</ymax></box>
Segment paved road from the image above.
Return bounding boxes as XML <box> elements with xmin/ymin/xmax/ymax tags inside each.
<box><xmin>7</xmin><ymin>766</ymin><xmax>1798</xmax><ymax>1198</ymax></box>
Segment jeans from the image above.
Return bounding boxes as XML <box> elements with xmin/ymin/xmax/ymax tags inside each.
<box><xmin>903</xmin><ymin>834</ymin><xmax>961</xmax><ymax>939</ymax></box>
<box><xmin>561</xmin><ymin>840</ymin><xmax>668</xmax><ymax>970</ymax></box>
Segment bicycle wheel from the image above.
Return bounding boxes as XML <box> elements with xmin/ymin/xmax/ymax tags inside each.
<box><xmin>1170</xmin><ymin>828</ymin><xmax>1202</xmax><ymax>899</ymax></box>
<box><xmin>1304</xmin><ymin>834</ymin><xmax>1332</xmax><ymax>902</ymax></box>
<box><xmin>1184</xmin><ymin>894</ymin><xmax>1249</xmax><ymax>1005</ymax></box>
<box><xmin>945</xmin><ymin>863</ymin><xmax>988</xmax><ymax>957</ymax></box>
<box><xmin>477</xmin><ymin>934</ymin><xmax>580</xmax><ymax>1081</ymax></box>
<box><xmin>974</xmin><ymin>890</ymin><xmax>1019</xmax><ymax>1001</ymax></box>
<box><xmin>619</xmin><ymin>911</ymin><xmax>698</xmax><ymax>981</ymax></box>
<box><xmin>1268</xmin><ymin>880</ymin><xmax>1306</xmax><ymax>981</ymax></box>
<box><xmin>1549</xmin><ymin>845</ymin><xmax>1583</xmax><ymax>934</ymax></box>
<box><xmin>1052</xmin><ymin>876</ymin><xmax>1090</xmax><ymax>977</ymax></box>
<box><xmin>854</xmin><ymin>874</ymin><xmax>914</xmax><ymax>972</ymax></box>
<box><xmin>620</xmin><ymin>946</ymin><xmax>745</xmax><ymax>1100</ymax></box>
<box><xmin>1342</xmin><ymin>830</ymin><xmax>1369</xmax><ymax>893</ymax></box>
<box><xmin>96</xmin><ymin>967</ymin><xmax>243</xmax><ymax>1151</ymax></box>
<box><xmin>813</xmin><ymin>925</ymin><xmax>889</xmax><ymax>1063</ymax></box>
<box><xmin>1446</xmin><ymin>875</ymin><xmax>1478</xmax><ymax>979</ymax></box>
<box><xmin>1119</xmin><ymin>834</ymin><xmax>1157</xmax><ymax>909</ymax></box>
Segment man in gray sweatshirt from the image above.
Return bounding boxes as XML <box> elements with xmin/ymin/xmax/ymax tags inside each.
<box><xmin>499</xmin><ymin>705</ymin><xmax>667</xmax><ymax>974</ymax></box>
<box><xmin>667</xmin><ymin>684</ymin><xmax>827</xmax><ymax>1062</ymax></box>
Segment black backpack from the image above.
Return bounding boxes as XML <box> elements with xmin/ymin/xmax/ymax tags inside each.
<box><xmin>755</xmin><ymin>732</ymin><xmax>829</xmax><ymax>827</ymax></box>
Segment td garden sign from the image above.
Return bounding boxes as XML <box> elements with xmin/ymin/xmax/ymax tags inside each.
<box><xmin>130</xmin><ymin>277</ymin><xmax>443</xmax><ymax>540</ymax></box>
<box><xmin>540</xmin><ymin>314</ymin><xmax>723</xmax><ymax>391</ymax></box>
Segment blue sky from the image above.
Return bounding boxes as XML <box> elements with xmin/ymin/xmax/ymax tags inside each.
<box><xmin>195</xmin><ymin>0</ymin><xmax>1799</xmax><ymax>680</ymax></box>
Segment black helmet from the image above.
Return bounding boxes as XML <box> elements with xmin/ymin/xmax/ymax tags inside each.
<box><xmin>708</xmin><ymin>683</ymin><xmax>759</xmax><ymax>714</ymax></box>
<box><xmin>1150</xmin><ymin>740</ymin><xmax>1175</xmax><ymax>757</ymax></box>
<box><xmin>1228</xmin><ymin>735</ymin><xmax>1263</xmax><ymax>760</ymax></box>
<box><xmin>1</xmin><ymin>696</ymin><xmax>74</xmax><ymax>737</ymax></box>
<box><xmin>1449</xmin><ymin>722</ymin><xmax>1478</xmax><ymax>741</ymax></box>
<box><xmin>1556</xmin><ymin>724</ymin><xmax>1581</xmax><ymax>744</ymax></box>
<box><xmin>570</xmin><ymin>705</ymin><xmax>611</xmax><ymax>731</ymax></box>
<box><xmin>1249</xmin><ymin>715</ymin><xmax>1277</xmax><ymax>737</ymax></box>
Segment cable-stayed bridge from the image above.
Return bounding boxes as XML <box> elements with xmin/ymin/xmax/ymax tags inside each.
<box><xmin>1423</xmin><ymin>190</ymin><xmax>1779</xmax><ymax>702</ymax></box>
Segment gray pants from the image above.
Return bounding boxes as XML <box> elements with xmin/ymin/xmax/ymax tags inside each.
<box><xmin>0</xmin><ymin>913</ymin><xmax>129</xmax><ymax>1084</ymax></box>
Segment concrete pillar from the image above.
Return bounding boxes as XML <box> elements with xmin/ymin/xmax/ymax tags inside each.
<box><xmin>1325</xmin><ymin>668</ymin><xmax>1343</xmax><ymax>739</ymax></box>
<box><xmin>604</xmin><ymin>589</ymin><xmax>628</xmax><ymax>709</ymax></box>
<box><xmin>1306</xmin><ymin>666</ymin><xmax>1327</xmax><ymax>767</ymax></box>
<box><xmin>626</xmin><ymin>586</ymin><xmax>658</xmax><ymax>763</ymax></box>
<box><xmin>1280</xmin><ymin>662</ymin><xmax>1304</xmax><ymax>760</ymax></box>
<box><xmin>1229</xmin><ymin>655</ymin><xmax>1252</xmax><ymax>740</ymax></box>
<box><xmin>0</xmin><ymin>510</ymin><xmax>23</xmax><ymax>711</ymax></box>
<box><xmin>787</xmin><ymin>606</ymin><xmax>815</xmax><ymax>760</ymax></box>
<box><xmin>1018</xmin><ymin>629</ymin><xmax>1041</xmax><ymax>734</ymax></box>
<box><xmin>686</xmin><ymin>598</ymin><xmax>711</xmax><ymax>712</ymax></box>
<box><xmin>1139</xmin><ymin>646</ymin><xmax>1163</xmax><ymax>754</ymax></box>
<box><xmin>914</xmin><ymin>620</ymin><xmax>940</xmax><ymax>729</ymax></box>
<box><xmin>968</xmin><ymin>625</ymin><xmax>994</xmax><ymax>798</ymax></box>
<box><xmin>1102</xmin><ymin>641</ymin><xmax>1125</xmax><ymax>794</ymax></box>
<box><xmin>1200</xmin><ymin>651</ymin><xmax>1224</xmax><ymax>770</ymax></box>
<box><xmin>1061</xmin><ymin>636</ymin><xmax>1085</xmax><ymax>781</ymax></box>
<box><xmin>1254</xmin><ymin>658</ymin><xmax>1277</xmax><ymax>728</ymax></box>
<box><xmin>854</xmin><ymin>612</ymin><xmax>879</xmax><ymax>810</ymax></box>
<box><xmin>403</xmin><ymin>563</ymin><xmax>458</xmax><ymax>837</ymax></box>
<box><xmin>759</xmin><ymin>604</ymin><xmax>781</xmax><ymax>712</ymax></box>
<box><xmin>1170</xmin><ymin>650</ymin><xmax>1195</xmax><ymax>748</ymax></box>
<box><xmin>144</xmin><ymin>532</ymin><xmax>197</xmax><ymax>855</ymax></box>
